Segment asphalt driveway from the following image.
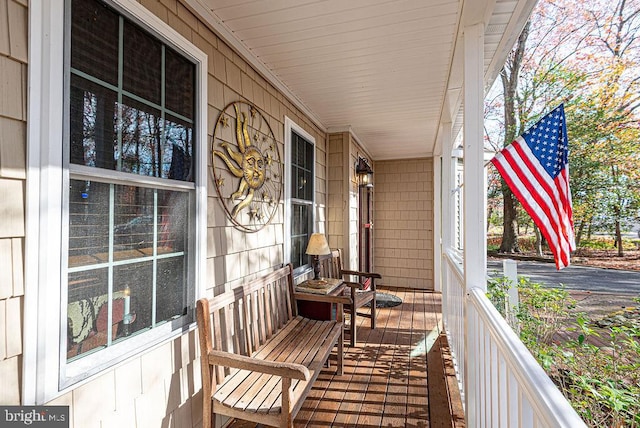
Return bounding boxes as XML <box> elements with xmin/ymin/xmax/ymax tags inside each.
<box><xmin>488</xmin><ymin>259</ymin><xmax>640</xmax><ymax>295</ymax></box>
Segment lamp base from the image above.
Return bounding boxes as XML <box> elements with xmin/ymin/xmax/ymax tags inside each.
<box><xmin>313</xmin><ymin>256</ymin><xmax>321</xmax><ymax>280</ymax></box>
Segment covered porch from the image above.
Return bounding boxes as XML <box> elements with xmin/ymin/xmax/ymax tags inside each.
<box><xmin>3</xmin><ymin>0</ymin><xmax>586</xmax><ymax>426</ymax></box>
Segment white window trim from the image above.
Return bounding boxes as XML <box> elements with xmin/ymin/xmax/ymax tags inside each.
<box><xmin>283</xmin><ymin>116</ymin><xmax>316</xmax><ymax>277</ymax></box>
<box><xmin>24</xmin><ymin>0</ymin><xmax>207</xmax><ymax>404</ymax></box>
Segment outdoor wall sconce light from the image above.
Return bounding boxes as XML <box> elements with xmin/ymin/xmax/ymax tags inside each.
<box><xmin>356</xmin><ymin>157</ymin><xmax>374</xmax><ymax>188</ymax></box>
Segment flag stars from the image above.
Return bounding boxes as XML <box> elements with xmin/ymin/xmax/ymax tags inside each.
<box><xmin>520</xmin><ymin>105</ymin><xmax>568</xmax><ymax>178</ymax></box>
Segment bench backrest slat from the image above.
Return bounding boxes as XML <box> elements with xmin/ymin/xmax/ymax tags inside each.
<box><xmin>199</xmin><ymin>264</ymin><xmax>296</xmax><ymax>380</ymax></box>
<box><xmin>319</xmin><ymin>250</ymin><xmax>342</xmax><ymax>279</ymax></box>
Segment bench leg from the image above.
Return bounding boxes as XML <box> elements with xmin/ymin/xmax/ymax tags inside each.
<box><xmin>371</xmin><ymin>293</ymin><xmax>376</xmax><ymax>330</ymax></box>
<box><xmin>338</xmin><ymin>328</ymin><xmax>344</xmax><ymax>375</ymax></box>
<box><xmin>281</xmin><ymin>378</ymin><xmax>294</xmax><ymax>428</ymax></box>
<box><xmin>203</xmin><ymin>389</ymin><xmax>214</xmax><ymax>427</ymax></box>
<box><xmin>350</xmin><ymin>314</ymin><xmax>357</xmax><ymax>347</ymax></box>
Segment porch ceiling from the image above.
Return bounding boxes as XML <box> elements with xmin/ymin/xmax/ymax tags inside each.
<box><xmin>185</xmin><ymin>0</ymin><xmax>536</xmax><ymax>160</ymax></box>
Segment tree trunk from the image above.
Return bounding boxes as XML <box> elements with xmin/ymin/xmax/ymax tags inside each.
<box><xmin>499</xmin><ymin>184</ymin><xmax>520</xmax><ymax>253</ymax></box>
<box><xmin>487</xmin><ymin>206</ymin><xmax>493</xmax><ymax>232</ymax></box>
<box><xmin>575</xmin><ymin>219</ymin><xmax>585</xmax><ymax>248</ymax></box>
<box><xmin>534</xmin><ymin>224</ymin><xmax>542</xmax><ymax>256</ymax></box>
<box><xmin>498</xmin><ymin>22</ymin><xmax>529</xmax><ymax>254</ymax></box>
<box><xmin>615</xmin><ymin>219</ymin><xmax>624</xmax><ymax>257</ymax></box>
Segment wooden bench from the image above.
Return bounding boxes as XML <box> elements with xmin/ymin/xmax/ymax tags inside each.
<box><xmin>319</xmin><ymin>249</ymin><xmax>381</xmax><ymax>346</ymax></box>
<box><xmin>196</xmin><ymin>264</ymin><xmax>351</xmax><ymax>428</ymax></box>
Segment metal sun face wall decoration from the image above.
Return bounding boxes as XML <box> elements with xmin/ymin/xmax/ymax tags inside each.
<box><xmin>212</xmin><ymin>102</ymin><xmax>283</xmax><ymax>232</ymax></box>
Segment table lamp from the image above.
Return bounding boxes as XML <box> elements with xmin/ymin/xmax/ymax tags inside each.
<box><xmin>306</xmin><ymin>233</ymin><xmax>331</xmax><ymax>280</ymax></box>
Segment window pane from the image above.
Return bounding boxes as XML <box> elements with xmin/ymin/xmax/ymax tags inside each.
<box><xmin>68</xmin><ymin>180</ymin><xmax>111</xmax><ymax>267</ymax></box>
<box><xmin>123</xmin><ymin>20</ymin><xmax>161</xmax><ymax>104</ymax></box>
<box><xmin>118</xmin><ymin>97</ymin><xmax>163</xmax><ymax>177</ymax></box>
<box><xmin>71</xmin><ymin>0</ymin><xmax>119</xmax><ymax>86</ymax></box>
<box><xmin>117</xmin><ymin>99</ymin><xmax>194</xmax><ymax>181</ymax></box>
<box><xmin>165</xmin><ymin>47</ymin><xmax>195</xmax><ymax>119</ymax></box>
<box><xmin>296</xmin><ymin>165</ymin><xmax>312</xmax><ymax>199</ymax></box>
<box><xmin>292</xmin><ymin>132</ymin><xmax>303</xmax><ymax>165</ymax></box>
<box><xmin>70</xmin><ymin>75</ymin><xmax>118</xmax><ymax>169</ymax></box>
<box><xmin>165</xmin><ymin>114</ymin><xmax>193</xmax><ymax>182</ymax></box>
<box><xmin>157</xmin><ymin>188</ymin><xmax>188</xmax><ymax>252</ymax></box>
<box><xmin>303</xmin><ymin>169</ymin><xmax>313</xmax><ymax>201</ymax></box>
<box><xmin>114</xmin><ymin>261</ymin><xmax>153</xmax><ymax>336</ymax></box>
<box><xmin>291</xmin><ymin>203</ymin><xmax>310</xmax><ymax>269</ymax></box>
<box><xmin>156</xmin><ymin>257</ymin><xmax>186</xmax><ymax>322</ymax></box>
<box><xmin>113</xmin><ymin>185</ymin><xmax>155</xmax><ymax>256</ymax></box>
<box><xmin>290</xmin><ymin>165</ymin><xmax>297</xmax><ymax>199</ymax></box>
<box><xmin>304</xmin><ymin>140</ymin><xmax>314</xmax><ymax>200</ymax></box>
<box><xmin>291</xmin><ymin>132</ymin><xmax>313</xmax><ymax>201</ymax></box>
<box><xmin>67</xmin><ymin>268</ymin><xmax>109</xmax><ymax>359</ymax></box>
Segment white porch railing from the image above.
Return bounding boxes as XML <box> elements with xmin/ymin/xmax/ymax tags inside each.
<box><xmin>442</xmin><ymin>250</ymin><xmax>587</xmax><ymax>428</ymax></box>
<box><xmin>442</xmin><ymin>248</ymin><xmax>466</xmax><ymax>404</ymax></box>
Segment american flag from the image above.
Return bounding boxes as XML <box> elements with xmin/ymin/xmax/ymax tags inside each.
<box><xmin>490</xmin><ymin>104</ymin><xmax>576</xmax><ymax>269</ymax></box>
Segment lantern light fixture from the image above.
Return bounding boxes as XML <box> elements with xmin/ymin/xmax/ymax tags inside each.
<box><xmin>356</xmin><ymin>157</ymin><xmax>374</xmax><ymax>188</ymax></box>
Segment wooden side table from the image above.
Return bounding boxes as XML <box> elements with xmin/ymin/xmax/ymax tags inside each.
<box><xmin>296</xmin><ymin>278</ymin><xmax>345</xmax><ymax>320</ymax></box>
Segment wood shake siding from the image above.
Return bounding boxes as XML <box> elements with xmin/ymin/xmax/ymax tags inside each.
<box><xmin>374</xmin><ymin>158</ymin><xmax>434</xmax><ymax>290</ymax></box>
<box><xmin>0</xmin><ymin>0</ymin><xmax>27</xmax><ymax>407</ymax></box>
<box><xmin>328</xmin><ymin>132</ymin><xmax>346</xmax><ymax>251</ymax></box>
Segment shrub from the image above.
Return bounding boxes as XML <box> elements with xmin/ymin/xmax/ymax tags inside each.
<box><xmin>556</xmin><ymin>324</ymin><xmax>640</xmax><ymax>427</ymax></box>
<box><xmin>487</xmin><ymin>278</ymin><xmax>640</xmax><ymax>427</ymax></box>
<box><xmin>578</xmin><ymin>237</ymin><xmax>637</xmax><ymax>251</ymax></box>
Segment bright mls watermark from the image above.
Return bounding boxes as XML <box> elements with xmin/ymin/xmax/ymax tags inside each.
<box><xmin>0</xmin><ymin>407</ymin><xmax>69</xmax><ymax>428</ymax></box>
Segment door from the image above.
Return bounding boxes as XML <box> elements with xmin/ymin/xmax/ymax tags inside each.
<box><xmin>358</xmin><ymin>185</ymin><xmax>373</xmax><ymax>272</ymax></box>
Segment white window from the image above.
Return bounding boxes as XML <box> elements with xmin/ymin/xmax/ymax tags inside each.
<box><xmin>25</xmin><ymin>0</ymin><xmax>207</xmax><ymax>403</ymax></box>
<box><xmin>284</xmin><ymin>117</ymin><xmax>315</xmax><ymax>274</ymax></box>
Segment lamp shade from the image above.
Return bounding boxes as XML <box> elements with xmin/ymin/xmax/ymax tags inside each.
<box><xmin>305</xmin><ymin>233</ymin><xmax>331</xmax><ymax>256</ymax></box>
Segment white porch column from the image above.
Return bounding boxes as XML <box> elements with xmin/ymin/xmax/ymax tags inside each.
<box><xmin>463</xmin><ymin>23</ymin><xmax>487</xmax><ymax>291</ymax></box>
<box><xmin>433</xmin><ymin>154</ymin><xmax>442</xmax><ymax>292</ymax></box>
<box><xmin>463</xmin><ymin>22</ymin><xmax>486</xmax><ymax>428</ymax></box>
<box><xmin>436</xmin><ymin>122</ymin><xmax>453</xmax><ymax>292</ymax></box>
<box><xmin>440</xmin><ymin>122</ymin><xmax>455</xmax><ymax>256</ymax></box>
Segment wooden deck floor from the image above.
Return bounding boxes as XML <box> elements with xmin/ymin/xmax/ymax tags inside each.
<box><xmin>228</xmin><ymin>287</ymin><xmax>464</xmax><ymax>428</ymax></box>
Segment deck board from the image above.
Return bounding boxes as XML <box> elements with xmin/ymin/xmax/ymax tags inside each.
<box><xmin>226</xmin><ymin>288</ymin><xmax>463</xmax><ymax>428</ymax></box>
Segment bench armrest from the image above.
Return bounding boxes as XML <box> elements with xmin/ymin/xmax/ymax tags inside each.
<box><xmin>340</xmin><ymin>269</ymin><xmax>381</xmax><ymax>279</ymax></box>
<box><xmin>208</xmin><ymin>349</ymin><xmax>311</xmax><ymax>381</ymax></box>
<box><xmin>344</xmin><ymin>281</ymin><xmax>374</xmax><ymax>291</ymax></box>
